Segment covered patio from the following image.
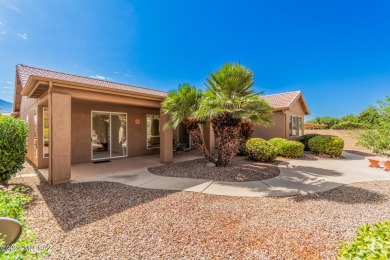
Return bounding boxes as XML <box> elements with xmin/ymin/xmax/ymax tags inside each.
<box><xmin>38</xmin><ymin>151</ymin><xmax>203</xmax><ymax>182</ymax></box>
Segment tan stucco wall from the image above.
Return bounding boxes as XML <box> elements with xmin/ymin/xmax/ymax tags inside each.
<box><xmin>19</xmin><ymin>96</ymin><xmax>39</xmax><ymax>166</ymax></box>
<box><xmin>252</xmin><ymin>111</ymin><xmax>286</xmax><ymax>140</ymax></box>
<box><xmin>286</xmin><ymin>99</ymin><xmax>306</xmax><ymax>140</ymax></box>
<box><xmin>251</xmin><ymin>98</ymin><xmax>307</xmax><ymax>140</ymax></box>
<box><xmin>70</xmin><ymin>100</ymin><xmax>160</xmax><ymax>164</ymax></box>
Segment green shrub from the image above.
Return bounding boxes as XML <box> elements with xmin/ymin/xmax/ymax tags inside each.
<box><xmin>338</xmin><ymin>220</ymin><xmax>390</xmax><ymax>259</ymax></box>
<box><xmin>246</xmin><ymin>138</ymin><xmax>277</xmax><ymax>162</ymax></box>
<box><xmin>331</xmin><ymin>122</ymin><xmax>372</xmax><ymax>130</ymax></box>
<box><xmin>269</xmin><ymin>138</ymin><xmax>304</xmax><ymax>158</ymax></box>
<box><xmin>308</xmin><ymin>135</ymin><xmax>344</xmax><ymax>157</ymax></box>
<box><xmin>0</xmin><ymin>186</ymin><xmax>48</xmax><ymax>259</ymax></box>
<box><xmin>0</xmin><ymin>116</ymin><xmax>28</xmax><ymax>185</ymax></box>
<box><xmin>299</xmin><ymin>134</ymin><xmax>321</xmax><ymax>151</ymax></box>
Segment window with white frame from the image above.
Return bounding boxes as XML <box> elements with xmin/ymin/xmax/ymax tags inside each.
<box><xmin>147</xmin><ymin>114</ymin><xmax>160</xmax><ymax>149</ymax></box>
<box><xmin>289</xmin><ymin>115</ymin><xmax>303</xmax><ymax>137</ymax></box>
<box><xmin>34</xmin><ymin>108</ymin><xmax>38</xmax><ymax>158</ymax></box>
<box><xmin>43</xmin><ymin>107</ymin><xmax>49</xmax><ymax>158</ymax></box>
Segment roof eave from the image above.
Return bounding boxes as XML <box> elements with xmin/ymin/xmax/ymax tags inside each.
<box><xmin>20</xmin><ymin>76</ymin><xmax>167</xmax><ymax>101</ymax></box>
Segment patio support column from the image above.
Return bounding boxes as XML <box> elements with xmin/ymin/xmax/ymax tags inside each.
<box><xmin>48</xmin><ymin>91</ymin><xmax>72</xmax><ymax>185</ymax></box>
<box><xmin>202</xmin><ymin>124</ymin><xmax>214</xmax><ymax>154</ymax></box>
<box><xmin>159</xmin><ymin>110</ymin><xmax>173</xmax><ymax>163</ymax></box>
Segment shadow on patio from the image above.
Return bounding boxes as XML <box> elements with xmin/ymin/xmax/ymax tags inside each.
<box><xmin>291</xmin><ymin>182</ymin><xmax>389</xmax><ymax>204</ymax></box>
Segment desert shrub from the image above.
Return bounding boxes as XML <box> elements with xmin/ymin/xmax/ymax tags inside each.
<box><xmin>358</xmin><ymin>96</ymin><xmax>390</xmax><ymax>157</ymax></box>
<box><xmin>246</xmin><ymin>138</ymin><xmax>277</xmax><ymax>162</ymax></box>
<box><xmin>269</xmin><ymin>138</ymin><xmax>304</xmax><ymax>158</ymax></box>
<box><xmin>0</xmin><ymin>116</ymin><xmax>28</xmax><ymax>185</ymax></box>
<box><xmin>338</xmin><ymin>220</ymin><xmax>390</xmax><ymax>259</ymax></box>
<box><xmin>331</xmin><ymin>122</ymin><xmax>372</xmax><ymax>130</ymax></box>
<box><xmin>299</xmin><ymin>134</ymin><xmax>321</xmax><ymax>151</ymax></box>
<box><xmin>308</xmin><ymin>135</ymin><xmax>344</xmax><ymax>157</ymax></box>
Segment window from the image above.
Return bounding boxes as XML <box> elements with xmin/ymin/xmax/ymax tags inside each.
<box><xmin>147</xmin><ymin>114</ymin><xmax>160</xmax><ymax>149</ymax></box>
<box><xmin>289</xmin><ymin>115</ymin><xmax>303</xmax><ymax>137</ymax></box>
<box><xmin>34</xmin><ymin>109</ymin><xmax>37</xmax><ymax>158</ymax></box>
<box><xmin>43</xmin><ymin>107</ymin><xmax>49</xmax><ymax>158</ymax></box>
<box><xmin>91</xmin><ymin>112</ymin><xmax>127</xmax><ymax>160</ymax></box>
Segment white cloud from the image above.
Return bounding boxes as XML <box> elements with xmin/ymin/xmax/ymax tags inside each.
<box><xmin>92</xmin><ymin>75</ymin><xmax>106</xmax><ymax>80</ymax></box>
<box><xmin>17</xmin><ymin>33</ymin><xmax>27</xmax><ymax>39</ymax></box>
<box><xmin>6</xmin><ymin>81</ymin><xmax>11</xmax><ymax>84</ymax></box>
<box><xmin>0</xmin><ymin>1</ymin><xmax>22</xmax><ymax>13</ymax></box>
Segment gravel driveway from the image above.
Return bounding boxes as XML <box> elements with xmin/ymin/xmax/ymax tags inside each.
<box><xmin>10</xmin><ymin>162</ymin><xmax>390</xmax><ymax>259</ymax></box>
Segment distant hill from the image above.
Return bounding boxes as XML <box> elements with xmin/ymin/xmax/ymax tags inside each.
<box><xmin>0</xmin><ymin>99</ymin><xmax>13</xmax><ymax>113</ymax></box>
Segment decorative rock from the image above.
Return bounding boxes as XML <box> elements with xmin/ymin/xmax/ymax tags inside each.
<box><xmin>206</xmin><ymin>162</ymin><xmax>216</xmax><ymax>167</ymax></box>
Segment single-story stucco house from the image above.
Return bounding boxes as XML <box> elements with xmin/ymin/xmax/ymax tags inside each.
<box><xmin>12</xmin><ymin>65</ymin><xmax>309</xmax><ymax>185</ymax></box>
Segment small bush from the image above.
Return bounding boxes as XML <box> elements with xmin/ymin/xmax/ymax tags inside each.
<box><xmin>0</xmin><ymin>116</ymin><xmax>28</xmax><ymax>185</ymax></box>
<box><xmin>269</xmin><ymin>138</ymin><xmax>304</xmax><ymax>158</ymax></box>
<box><xmin>0</xmin><ymin>187</ymin><xmax>48</xmax><ymax>259</ymax></box>
<box><xmin>338</xmin><ymin>220</ymin><xmax>390</xmax><ymax>259</ymax></box>
<box><xmin>331</xmin><ymin>122</ymin><xmax>372</xmax><ymax>130</ymax></box>
<box><xmin>308</xmin><ymin>135</ymin><xmax>344</xmax><ymax>157</ymax></box>
<box><xmin>299</xmin><ymin>134</ymin><xmax>321</xmax><ymax>151</ymax></box>
<box><xmin>246</xmin><ymin>138</ymin><xmax>277</xmax><ymax>162</ymax></box>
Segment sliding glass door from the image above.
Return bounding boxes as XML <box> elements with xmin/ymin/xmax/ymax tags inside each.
<box><xmin>91</xmin><ymin>112</ymin><xmax>127</xmax><ymax>160</ymax></box>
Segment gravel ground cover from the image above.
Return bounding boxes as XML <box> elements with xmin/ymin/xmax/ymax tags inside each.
<box><xmin>148</xmin><ymin>156</ymin><xmax>280</xmax><ymax>182</ymax></box>
<box><xmin>9</xmin><ymin>161</ymin><xmax>390</xmax><ymax>259</ymax></box>
<box><xmin>149</xmin><ymin>152</ymin><xmax>335</xmax><ymax>182</ymax></box>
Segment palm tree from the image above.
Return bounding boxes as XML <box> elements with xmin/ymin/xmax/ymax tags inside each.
<box><xmin>162</xmin><ymin>83</ymin><xmax>216</xmax><ymax>163</ymax></box>
<box><xmin>197</xmin><ymin>63</ymin><xmax>273</xmax><ymax>166</ymax></box>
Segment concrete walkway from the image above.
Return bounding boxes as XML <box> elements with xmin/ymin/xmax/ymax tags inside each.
<box><xmin>73</xmin><ymin>152</ymin><xmax>390</xmax><ymax>197</ymax></box>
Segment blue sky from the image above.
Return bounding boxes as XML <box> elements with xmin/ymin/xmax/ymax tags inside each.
<box><xmin>0</xmin><ymin>0</ymin><xmax>389</xmax><ymax>119</ymax></box>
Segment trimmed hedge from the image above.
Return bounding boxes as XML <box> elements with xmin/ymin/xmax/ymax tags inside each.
<box><xmin>269</xmin><ymin>138</ymin><xmax>304</xmax><ymax>158</ymax></box>
<box><xmin>299</xmin><ymin>134</ymin><xmax>321</xmax><ymax>151</ymax></box>
<box><xmin>331</xmin><ymin>122</ymin><xmax>372</xmax><ymax>130</ymax></box>
<box><xmin>338</xmin><ymin>220</ymin><xmax>390</xmax><ymax>259</ymax></box>
<box><xmin>308</xmin><ymin>135</ymin><xmax>344</xmax><ymax>157</ymax></box>
<box><xmin>0</xmin><ymin>116</ymin><xmax>28</xmax><ymax>185</ymax></box>
<box><xmin>246</xmin><ymin>138</ymin><xmax>277</xmax><ymax>162</ymax></box>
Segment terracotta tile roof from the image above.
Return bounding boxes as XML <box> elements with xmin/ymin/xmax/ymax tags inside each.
<box><xmin>16</xmin><ymin>64</ymin><xmax>167</xmax><ymax>98</ymax></box>
<box><xmin>261</xmin><ymin>91</ymin><xmax>302</xmax><ymax>109</ymax></box>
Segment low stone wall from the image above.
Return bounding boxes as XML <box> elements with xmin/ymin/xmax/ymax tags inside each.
<box><xmin>304</xmin><ymin>129</ymin><xmax>365</xmax><ymax>150</ymax></box>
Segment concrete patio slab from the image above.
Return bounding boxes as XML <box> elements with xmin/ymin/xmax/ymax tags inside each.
<box><xmin>139</xmin><ymin>176</ymin><xmax>213</xmax><ymax>192</ymax></box>
<box><xmin>202</xmin><ymin>181</ymin><xmax>270</xmax><ymax>197</ymax></box>
<box><xmin>40</xmin><ymin>151</ymin><xmax>390</xmax><ymax>197</ymax></box>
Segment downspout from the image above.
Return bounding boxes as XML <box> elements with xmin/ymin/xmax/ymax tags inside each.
<box><xmin>282</xmin><ymin>110</ymin><xmax>288</xmax><ymax>139</ymax></box>
<box><xmin>48</xmin><ymin>82</ymin><xmax>53</xmax><ymax>185</ymax></box>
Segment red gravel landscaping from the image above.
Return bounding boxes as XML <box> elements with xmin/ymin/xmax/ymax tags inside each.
<box><xmin>148</xmin><ymin>156</ymin><xmax>280</xmax><ymax>182</ymax></box>
<box><xmin>9</xmin><ymin>162</ymin><xmax>390</xmax><ymax>259</ymax></box>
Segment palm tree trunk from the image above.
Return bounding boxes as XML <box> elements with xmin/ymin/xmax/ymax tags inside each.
<box><xmin>238</xmin><ymin>122</ymin><xmax>254</xmax><ymax>155</ymax></box>
<box><xmin>183</xmin><ymin>120</ymin><xmax>216</xmax><ymax>163</ymax></box>
<box><xmin>212</xmin><ymin>113</ymin><xmax>242</xmax><ymax>167</ymax></box>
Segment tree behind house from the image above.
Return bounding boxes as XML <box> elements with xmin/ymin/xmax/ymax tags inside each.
<box><xmin>358</xmin><ymin>96</ymin><xmax>390</xmax><ymax>157</ymax></box>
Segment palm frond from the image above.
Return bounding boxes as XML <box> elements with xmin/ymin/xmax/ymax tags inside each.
<box><xmin>162</xmin><ymin>83</ymin><xmax>202</xmax><ymax>129</ymax></box>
